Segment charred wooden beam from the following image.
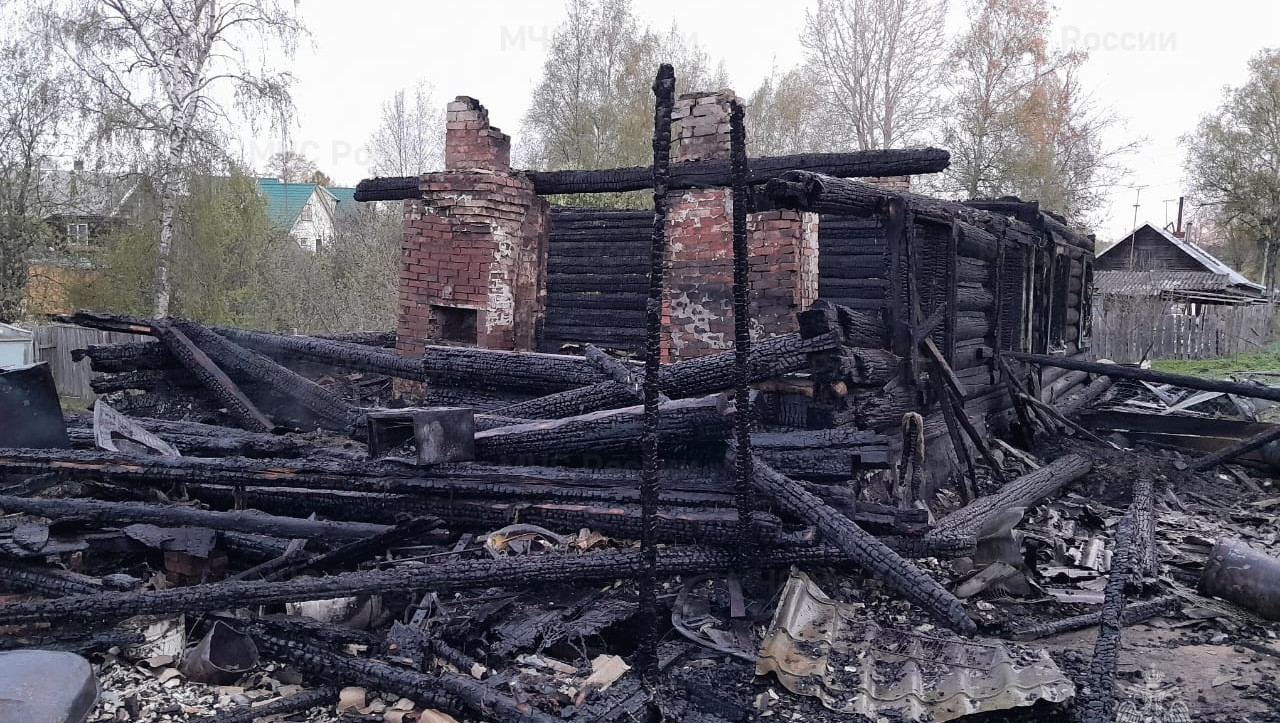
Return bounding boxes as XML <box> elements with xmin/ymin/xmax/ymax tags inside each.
<box><xmin>258</xmin><ymin>517</ymin><xmax>442</xmax><ymax>581</ymax></box>
<box><xmin>253</xmin><ymin>631</ymin><xmax>559</xmax><ymax>723</ymax></box>
<box><xmin>154</xmin><ymin>320</ymin><xmax>273</xmax><ymax>432</ymax></box>
<box><xmin>1131</xmin><ymin>477</ymin><xmax>1158</xmax><ymax>578</ymax></box>
<box><xmin>173</xmin><ymin>319</ymin><xmax>362</xmax><ymax>435</ymax></box>
<box><xmin>751</xmin><ymin>429</ymin><xmax>892</xmax><ymax>476</ymax></box>
<box><xmin>1</xmin><ymin>561</ymin><xmax>102</xmax><ymax>597</ymax></box>
<box><xmin>74</xmin><ymin>341</ymin><xmax>173</xmax><ymax>372</ymax></box>
<box><xmin>1012</xmin><ymin>595</ymin><xmax>1179</xmax><ymax>641</ymax></box>
<box><xmin>1078</xmin><ymin>513</ymin><xmax>1140</xmax><ymax>723</ymax></box>
<box><xmin>766</xmin><ymin>172</ymin><xmax>1037</xmax><ymax>253</ymax></box>
<box><xmin>352</xmin><ymin>148</ymin><xmax>951</xmax><ymax>200</ymax></box>
<box><xmin>0</xmin><ymin>494</ymin><xmax>389</xmax><ymax>540</ymax></box>
<box><xmin>1009</xmin><ymin>351</ymin><xmax>1280</xmax><ymax>404</ymax></box>
<box><xmin>583</xmin><ymin>344</ymin><xmax>644</xmax><ymax>400</ymax></box>
<box><xmin>0</xmin><ymin>543</ymin><xmax>965</xmax><ymax>628</ymax></box>
<box><xmin>930</xmin><ymin>454</ymin><xmax>1092</xmax><ymax>538</ymax></box>
<box><xmin>1054</xmin><ymin>376</ymin><xmax>1113</xmax><ymax>418</ymax></box>
<box><xmin>476</xmin><ymin>394</ymin><xmax>733</xmax><ymax>461</ymax></box>
<box><xmin>214</xmin><ymin>326</ymin><xmax>425</xmax><ymax>379</ymax></box>
<box><xmin>743</xmin><ymin>452</ymin><xmax>977</xmax><ymax>635</ymax></box>
<box><xmin>189</xmin><ymin>686</ymin><xmax>340</xmax><ymax>723</ymax></box>
<box><xmin>1188</xmin><ymin>423</ymin><xmax>1280</xmax><ymax>472</ymax></box>
<box><xmin>496</xmin><ymin>332</ymin><xmax>839</xmax><ymax>420</ymax></box>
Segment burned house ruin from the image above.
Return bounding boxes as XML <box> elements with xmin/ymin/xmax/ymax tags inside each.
<box><xmin>12</xmin><ymin>65</ymin><xmax>1276</xmax><ymax>723</ymax></box>
<box><xmin>352</xmin><ymin>88</ymin><xmax>1097</xmax><ymax>491</ymax></box>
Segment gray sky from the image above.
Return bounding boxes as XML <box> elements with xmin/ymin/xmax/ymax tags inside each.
<box><xmin>273</xmin><ymin>0</ymin><xmax>1280</xmax><ymax>242</ymax></box>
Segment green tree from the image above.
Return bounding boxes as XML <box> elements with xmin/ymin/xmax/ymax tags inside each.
<box><xmin>518</xmin><ymin>0</ymin><xmax>727</xmax><ymax>207</ymax></box>
<box><xmin>1183</xmin><ymin>48</ymin><xmax>1280</xmax><ymax>292</ymax></box>
<box><xmin>69</xmin><ymin>171</ymin><xmax>276</xmax><ymax>324</ymax></box>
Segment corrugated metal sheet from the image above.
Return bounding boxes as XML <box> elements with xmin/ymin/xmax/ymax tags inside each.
<box><xmin>1093</xmin><ymin>271</ymin><xmax>1241</xmax><ymax>296</ymax></box>
<box><xmin>757</xmin><ymin>570</ymin><xmax>1074</xmax><ymax>722</ymax></box>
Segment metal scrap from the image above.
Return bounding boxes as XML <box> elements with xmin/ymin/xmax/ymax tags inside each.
<box><xmin>757</xmin><ymin>569</ymin><xmax>1074</xmax><ymax>722</ymax></box>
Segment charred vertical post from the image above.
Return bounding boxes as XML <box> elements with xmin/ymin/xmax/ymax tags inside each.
<box><xmin>729</xmin><ymin>99</ymin><xmax>757</xmax><ymax>567</ymax></box>
<box><xmin>639</xmin><ymin>63</ymin><xmax>676</xmax><ymax>680</ymax></box>
<box><xmin>1077</xmin><ymin>513</ymin><xmax>1140</xmax><ymax>723</ymax></box>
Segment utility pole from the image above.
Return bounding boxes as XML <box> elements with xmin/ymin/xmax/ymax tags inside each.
<box><xmin>1128</xmin><ymin>186</ymin><xmax>1145</xmax><ymax>270</ymax></box>
<box><xmin>1175</xmin><ymin>196</ymin><xmax>1185</xmax><ymax>235</ymax></box>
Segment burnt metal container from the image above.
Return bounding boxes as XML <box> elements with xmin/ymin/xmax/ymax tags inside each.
<box><xmin>1199</xmin><ymin>538</ymin><xmax>1280</xmax><ymax>620</ymax></box>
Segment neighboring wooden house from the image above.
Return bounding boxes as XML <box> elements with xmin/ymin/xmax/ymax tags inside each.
<box><xmin>1091</xmin><ymin>223</ymin><xmax>1273</xmax><ymax>362</ymax></box>
<box><xmin>1095</xmin><ymin>223</ymin><xmax>1265</xmax><ymax>304</ymax></box>
<box><xmin>26</xmin><ymin>169</ymin><xmax>149</xmax><ymax>316</ymax></box>
<box><xmin>257</xmin><ymin>179</ymin><xmax>358</xmax><ymax>251</ymax></box>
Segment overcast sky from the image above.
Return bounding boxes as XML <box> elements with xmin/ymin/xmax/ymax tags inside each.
<box><xmin>270</xmin><ymin>0</ymin><xmax>1280</xmax><ymax>242</ymax></box>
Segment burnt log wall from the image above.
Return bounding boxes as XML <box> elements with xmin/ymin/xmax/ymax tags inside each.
<box><xmin>539</xmin><ymin>208</ymin><xmax>650</xmax><ymax>354</ymax></box>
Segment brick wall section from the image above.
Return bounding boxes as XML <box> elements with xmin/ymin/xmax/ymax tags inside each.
<box><xmin>663</xmin><ymin>89</ymin><xmax>819</xmax><ymax>358</ymax></box>
<box><xmin>396</xmin><ymin>96</ymin><xmax>548</xmax><ymax>359</ymax></box>
<box><xmin>864</xmin><ymin>175</ymin><xmax>911</xmax><ymax>192</ymax></box>
<box><xmin>748</xmin><ymin>210</ymin><xmax>820</xmax><ymax>337</ymax></box>
<box><xmin>664</xmin><ymin>188</ymin><xmax>734</xmax><ymax>357</ymax></box>
<box><xmin>671</xmin><ymin>90</ymin><xmax>737</xmax><ymax>162</ymax></box>
<box><xmin>445</xmin><ymin>97</ymin><xmax>511</xmax><ymax>172</ymax></box>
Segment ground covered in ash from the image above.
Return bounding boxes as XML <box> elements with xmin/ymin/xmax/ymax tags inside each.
<box><xmin>41</xmin><ymin>436</ymin><xmax>1280</xmax><ymax>722</ymax></box>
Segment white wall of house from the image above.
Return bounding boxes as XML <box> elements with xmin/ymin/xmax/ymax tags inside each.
<box><xmin>289</xmin><ymin>188</ymin><xmax>340</xmax><ymax>251</ymax></box>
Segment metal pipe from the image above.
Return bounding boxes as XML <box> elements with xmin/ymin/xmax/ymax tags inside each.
<box><xmin>1200</xmin><ymin>539</ymin><xmax>1280</xmax><ymax>620</ymax></box>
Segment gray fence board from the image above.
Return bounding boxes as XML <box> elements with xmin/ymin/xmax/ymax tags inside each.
<box><xmin>1091</xmin><ymin>296</ymin><xmax>1278</xmax><ymax>363</ymax></box>
<box><xmin>32</xmin><ymin>324</ymin><xmax>153</xmax><ymax>400</ymax></box>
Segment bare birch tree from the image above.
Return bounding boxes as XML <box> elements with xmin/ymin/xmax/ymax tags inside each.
<box><xmin>367</xmin><ymin>81</ymin><xmax>445</xmax><ymax>177</ymax></box>
<box><xmin>942</xmin><ymin>0</ymin><xmax>1056</xmax><ymax>198</ymax></box>
<box><xmin>49</xmin><ymin>0</ymin><xmax>303</xmax><ymax>317</ymax></box>
<box><xmin>0</xmin><ymin>4</ymin><xmax>70</xmax><ymax>321</ymax></box>
<box><xmin>800</xmin><ymin>0</ymin><xmax>950</xmax><ymax>150</ymax></box>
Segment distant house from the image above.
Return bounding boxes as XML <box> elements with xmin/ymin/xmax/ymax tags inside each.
<box><xmin>256</xmin><ymin>179</ymin><xmax>358</xmax><ymax>251</ymax></box>
<box><xmin>39</xmin><ymin>167</ymin><xmax>147</xmax><ymax>245</ymax></box>
<box><xmin>1095</xmin><ymin>223</ymin><xmax>1266</xmax><ymax>305</ymax></box>
<box><xmin>26</xmin><ymin>168</ymin><xmax>150</xmax><ymax>316</ymax></box>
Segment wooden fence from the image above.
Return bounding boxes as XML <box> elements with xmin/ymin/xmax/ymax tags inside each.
<box><xmin>1090</xmin><ymin>295</ymin><xmax>1278</xmax><ymax>363</ymax></box>
<box><xmin>32</xmin><ymin>324</ymin><xmax>153</xmax><ymax>401</ymax></box>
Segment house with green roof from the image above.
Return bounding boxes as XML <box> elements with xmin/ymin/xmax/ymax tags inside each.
<box><xmin>256</xmin><ymin>178</ymin><xmax>359</xmax><ymax>251</ymax></box>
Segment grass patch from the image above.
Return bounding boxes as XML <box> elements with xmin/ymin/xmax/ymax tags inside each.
<box><xmin>59</xmin><ymin>395</ymin><xmax>92</xmax><ymax>413</ymax></box>
<box><xmin>1150</xmin><ymin>341</ymin><xmax>1280</xmax><ymax>378</ymax></box>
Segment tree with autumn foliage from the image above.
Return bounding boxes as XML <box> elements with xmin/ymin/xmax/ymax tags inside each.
<box><xmin>940</xmin><ymin>0</ymin><xmax>1133</xmax><ymax>221</ymax></box>
<box><xmin>1183</xmin><ymin>48</ymin><xmax>1280</xmax><ymax>293</ymax></box>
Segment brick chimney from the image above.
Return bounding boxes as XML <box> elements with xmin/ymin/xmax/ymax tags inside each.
<box><xmin>397</xmin><ymin>97</ymin><xmax>548</xmax><ymax>358</ymax></box>
<box><xmin>663</xmin><ymin>90</ymin><xmax>819</xmax><ymax>359</ymax></box>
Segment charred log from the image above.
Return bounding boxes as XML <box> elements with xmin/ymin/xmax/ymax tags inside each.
<box><xmin>353</xmin><ymin>148</ymin><xmax>951</xmax><ymax>200</ymax></box>
<box><xmin>154</xmin><ymin>320</ymin><xmax>273</xmax><ymax>432</ymax></box>
<box><xmin>930</xmin><ymin>454</ymin><xmax>1092</xmax><ymax>538</ymax></box>
<box><xmin>743</xmin><ymin>452</ymin><xmax>977</xmax><ymax>635</ymax></box>
<box><xmin>0</xmin><ymin>494</ymin><xmax>390</xmax><ymax>540</ymax></box>
<box><xmin>173</xmin><ymin>319</ymin><xmax>362</xmax><ymax>435</ymax></box>
<box><xmin>496</xmin><ymin>332</ymin><xmax>839</xmax><ymax>420</ymax></box>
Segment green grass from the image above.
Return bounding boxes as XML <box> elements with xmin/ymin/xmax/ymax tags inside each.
<box><xmin>1150</xmin><ymin>341</ymin><xmax>1280</xmax><ymax>378</ymax></box>
<box><xmin>59</xmin><ymin>395</ymin><xmax>92</xmax><ymax>413</ymax></box>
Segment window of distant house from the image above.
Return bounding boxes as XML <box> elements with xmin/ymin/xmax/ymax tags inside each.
<box><xmin>66</xmin><ymin>223</ymin><xmax>90</xmax><ymax>244</ymax></box>
<box><xmin>301</xmin><ymin>205</ymin><xmax>313</xmax><ymax>222</ymax></box>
